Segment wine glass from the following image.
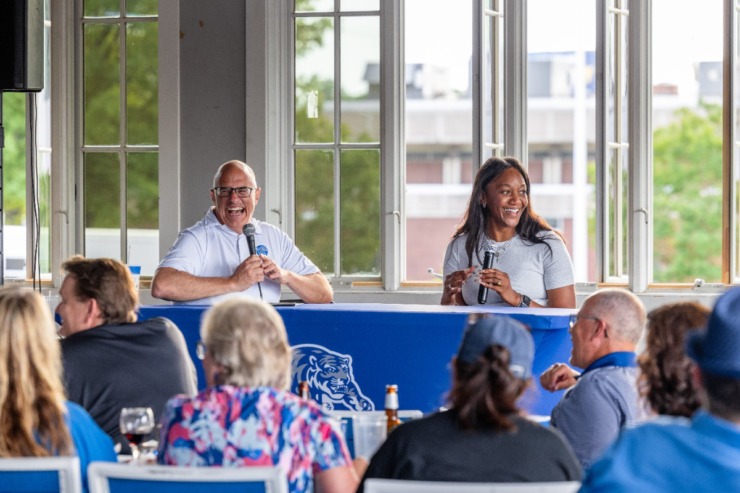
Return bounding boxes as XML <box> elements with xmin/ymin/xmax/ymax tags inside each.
<box><xmin>120</xmin><ymin>407</ymin><xmax>155</xmax><ymax>463</ymax></box>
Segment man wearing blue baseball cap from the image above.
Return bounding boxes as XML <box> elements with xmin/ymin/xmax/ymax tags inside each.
<box><xmin>356</xmin><ymin>315</ymin><xmax>581</xmax><ymax>492</ymax></box>
<box><xmin>581</xmin><ymin>288</ymin><xmax>740</xmax><ymax>492</ymax></box>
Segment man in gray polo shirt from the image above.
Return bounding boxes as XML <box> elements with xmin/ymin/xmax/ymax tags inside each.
<box><xmin>539</xmin><ymin>288</ymin><xmax>648</xmax><ymax>468</ymax></box>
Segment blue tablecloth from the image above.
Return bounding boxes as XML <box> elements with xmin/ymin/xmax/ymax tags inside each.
<box><xmin>138</xmin><ymin>303</ymin><xmax>576</xmax><ymax>416</ymax></box>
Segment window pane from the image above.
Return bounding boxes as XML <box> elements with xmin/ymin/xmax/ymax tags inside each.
<box><xmin>126</xmin><ymin>21</ymin><xmax>158</xmax><ymax>145</ymax></box>
<box><xmin>528</xmin><ymin>0</ymin><xmax>597</xmax><ymax>283</ymax></box>
<box><xmin>295</xmin><ymin>17</ymin><xmax>335</xmax><ymax>144</ymax></box>
<box><xmin>85</xmin><ymin>153</ymin><xmax>121</xmax><ymax>259</ymax></box>
<box><xmin>84</xmin><ymin>0</ymin><xmax>119</xmax><ymax>17</ymax></box>
<box><xmin>341</xmin><ymin>0</ymin><xmax>379</xmax><ymax>12</ymax></box>
<box><xmin>340</xmin><ymin>16</ymin><xmax>379</xmax><ymax>143</ymax></box>
<box><xmin>84</xmin><ymin>23</ymin><xmax>120</xmax><ymax>145</ymax></box>
<box><xmin>340</xmin><ymin>149</ymin><xmax>380</xmax><ymax>275</ymax></box>
<box><xmin>652</xmin><ymin>0</ymin><xmax>722</xmax><ymax>283</ymax></box>
<box><xmin>295</xmin><ymin>150</ymin><xmax>335</xmax><ymax>274</ymax></box>
<box><xmin>126</xmin><ymin>0</ymin><xmax>158</xmax><ymax>17</ymax></box>
<box><xmin>404</xmin><ymin>0</ymin><xmax>473</xmax><ymax>281</ymax></box>
<box><xmin>127</xmin><ymin>153</ymin><xmax>159</xmax><ymax>275</ymax></box>
<box><xmin>2</xmin><ymin>93</ymin><xmax>27</xmax><ymax>279</ymax></box>
<box><xmin>295</xmin><ymin>0</ymin><xmax>334</xmax><ymax>12</ymax></box>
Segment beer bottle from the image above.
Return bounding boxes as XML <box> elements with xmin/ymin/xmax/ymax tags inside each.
<box><xmin>298</xmin><ymin>381</ymin><xmax>310</xmax><ymax>400</ymax></box>
<box><xmin>385</xmin><ymin>384</ymin><xmax>401</xmax><ymax>434</ymax></box>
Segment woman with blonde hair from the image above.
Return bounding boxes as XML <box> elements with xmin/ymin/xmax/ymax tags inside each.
<box><xmin>158</xmin><ymin>297</ymin><xmax>358</xmax><ymax>493</ymax></box>
<box><xmin>0</xmin><ymin>286</ymin><xmax>116</xmax><ymax>492</ymax></box>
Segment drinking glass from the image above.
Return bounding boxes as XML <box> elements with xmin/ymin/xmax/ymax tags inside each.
<box><xmin>119</xmin><ymin>407</ymin><xmax>155</xmax><ymax>462</ymax></box>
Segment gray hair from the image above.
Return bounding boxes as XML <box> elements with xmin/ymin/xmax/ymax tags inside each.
<box><xmin>212</xmin><ymin>160</ymin><xmax>257</xmax><ymax>188</ymax></box>
<box><xmin>585</xmin><ymin>288</ymin><xmax>646</xmax><ymax>344</ymax></box>
<box><xmin>201</xmin><ymin>297</ymin><xmax>291</xmax><ymax>389</ymax></box>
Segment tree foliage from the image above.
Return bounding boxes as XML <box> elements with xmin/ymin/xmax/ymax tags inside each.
<box><xmin>653</xmin><ymin>102</ymin><xmax>723</xmax><ymax>283</ymax></box>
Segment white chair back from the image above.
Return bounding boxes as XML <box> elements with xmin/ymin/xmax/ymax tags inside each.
<box><xmin>364</xmin><ymin>479</ymin><xmax>582</xmax><ymax>493</ymax></box>
<box><xmin>0</xmin><ymin>456</ymin><xmax>81</xmax><ymax>493</ymax></box>
<box><xmin>87</xmin><ymin>463</ymin><xmax>288</xmax><ymax>493</ymax></box>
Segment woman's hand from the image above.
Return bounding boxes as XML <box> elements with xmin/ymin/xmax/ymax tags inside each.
<box><xmin>479</xmin><ymin>268</ymin><xmax>521</xmax><ymax>306</ymax></box>
<box><xmin>441</xmin><ymin>267</ymin><xmax>474</xmax><ymax>305</ymax></box>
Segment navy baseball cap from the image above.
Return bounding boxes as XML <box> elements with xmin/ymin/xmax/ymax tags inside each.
<box><xmin>687</xmin><ymin>287</ymin><xmax>740</xmax><ymax>378</ymax></box>
<box><xmin>457</xmin><ymin>315</ymin><xmax>534</xmax><ymax>379</ymax></box>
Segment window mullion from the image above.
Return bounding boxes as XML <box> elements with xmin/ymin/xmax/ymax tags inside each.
<box><xmin>503</xmin><ymin>0</ymin><xmax>526</xmax><ymax>164</ymax></box>
<box><xmin>380</xmin><ymin>0</ymin><xmax>403</xmax><ymax>289</ymax></box>
<box><xmin>119</xmin><ymin>4</ymin><xmax>128</xmax><ymax>263</ymax></box>
<box><xmin>726</xmin><ymin>0</ymin><xmax>736</xmax><ymax>283</ymax></box>
<box><xmin>627</xmin><ymin>0</ymin><xmax>651</xmax><ymax>292</ymax></box>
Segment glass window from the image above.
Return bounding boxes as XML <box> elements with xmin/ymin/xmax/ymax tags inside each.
<box><xmin>528</xmin><ymin>0</ymin><xmax>597</xmax><ymax>283</ymax></box>
<box><xmin>405</xmin><ymin>0</ymin><xmax>473</xmax><ymax>281</ymax></box>
<box><xmin>81</xmin><ymin>1</ymin><xmax>159</xmax><ymax>275</ymax></box>
<box><xmin>293</xmin><ymin>3</ymin><xmax>381</xmax><ymax>278</ymax></box>
<box><xmin>652</xmin><ymin>0</ymin><xmax>723</xmax><ymax>283</ymax></box>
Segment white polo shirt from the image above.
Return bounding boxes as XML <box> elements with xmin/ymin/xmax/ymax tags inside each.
<box><xmin>157</xmin><ymin>209</ymin><xmax>320</xmax><ymax>304</ymax></box>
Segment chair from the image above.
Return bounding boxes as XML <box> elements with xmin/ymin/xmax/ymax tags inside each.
<box><xmin>328</xmin><ymin>410</ymin><xmax>424</xmax><ymax>458</ymax></box>
<box><xmin>0</xmin><ymin>456</ymin><xmax>81</xmax><ymax>493</ymax></box>
<box><xmin>87</xmin><ymin>462</ymin><xmax>288</xmax><ymax>493</ymax></box>
<box><xmin>364</xmin><ymin>479</ymin><xmax>581</xmax><ymax>493</ymax></box>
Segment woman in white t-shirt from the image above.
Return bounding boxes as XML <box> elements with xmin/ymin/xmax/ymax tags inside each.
<box><xmin>441</xmin><ymin>156</ymin><xmax>576</xmax><ymax>308</ymax></box>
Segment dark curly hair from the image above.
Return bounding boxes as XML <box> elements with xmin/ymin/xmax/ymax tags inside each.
<box><xmin>453</xmin><ymin>156</ymin><xmax>558</xmax><ymax>267</ymax></box>
<box><xmin>637</xmin><ymin>302</ymin><xmax>709</xmax><ymax>417</ymax></box>
<box><xmin>448</xmin><ymin>344</ymin><xmax>528</xmax><ymax>430</ymax></box>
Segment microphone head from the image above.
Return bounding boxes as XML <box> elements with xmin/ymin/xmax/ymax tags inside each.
<box><xmin>243</xmin><ymin>223</ymin><xmax>256</xmax><ymax>236</ymax></box>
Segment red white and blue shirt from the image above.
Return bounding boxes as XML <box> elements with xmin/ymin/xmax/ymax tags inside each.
<box><xmin>157</xmin><ymin>385</ymin><xmax>352</xmax><ymax>493</ymax></box>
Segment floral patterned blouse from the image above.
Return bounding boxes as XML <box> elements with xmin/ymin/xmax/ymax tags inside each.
<box><xmin>158</xmin><ymin>385</ymin><xmax>352</xmax><ymax>493</ymax></box>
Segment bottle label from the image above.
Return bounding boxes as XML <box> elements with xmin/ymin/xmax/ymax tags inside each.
<box><xmin>385</xmin><ymin>393</ymin><xmax>399</xmax><ymax>410</ymax></box>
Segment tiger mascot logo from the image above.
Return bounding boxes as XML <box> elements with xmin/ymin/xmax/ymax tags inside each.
<box><xmin>291</xmin><ymin>344</ymin><xmax>374</xmax><ymax>411</ymax></box>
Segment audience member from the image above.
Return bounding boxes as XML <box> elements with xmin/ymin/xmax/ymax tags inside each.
<box><xmin>356</xmin><ymin>315</ymin><xmax>581</xmax><ymax>492</ymax></box>
<box><xmin>57</xmin><ymin>256</ymin><xmax>197</xmax><ymax>452</ymax></box>
<box><xmin>581</xmin><ymin>288</ymin><xmax>740</xmax><ymax>491</ymax></box>
<box><xmin>158</xmin><ymin>297</ymin><xmax>358</xmax><ymax>493</ymax></box>
<box><xmin>638</xmin><ymin>301</ymin><xmax>709</xmax><ymax>417</ymax></box>
<box><xmin>442</xmin><ymin>156</ymin><xmax>575</xmax><ymax>308</ymax></box>
<box><xmin>540</xmin><ymin>288</ymin><xmax>647</xmax><ymax>468</ymax></box>
<box><xmin>151</xmin><ymin>159</ymin><xmax>332</xmax><ymax>305</ymax></box>
<box><xmin>0</xmin><ymin>286</ymin><xmax>116</xmax><ymax>493</ymax></box>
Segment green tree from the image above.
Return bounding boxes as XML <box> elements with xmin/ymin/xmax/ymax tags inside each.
<box><xmin>2</xmin><ymin>93</ymin><xmax>27</xmax><ymax>225</ymax></box>
<box><xmin>653</xmin><ymin>102</ymin><xmax>723</xmax><ymax>283</ymax></box>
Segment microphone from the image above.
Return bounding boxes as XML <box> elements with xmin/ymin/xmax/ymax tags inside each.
<box><xmin>243</xmin><ymin>223</ymin><xmax>257</xmax><ymax>256</ymax></box>
<box><xmin>477</xmin><ymin>250</ymin><xmax>494</xmax><ymax>305</ymax></box>
<box><xmin>242</xmin><ymin>223</ymin><xmax>263</xmax><ymax>300</ymax></box>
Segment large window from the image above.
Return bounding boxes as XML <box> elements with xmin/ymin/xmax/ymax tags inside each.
<box><xmin>80</xmin><ymin>0</ymin><xmax>159</xmax><ymax>275</ymax></box>
<box><xmin>292</xmin><ymin>1</ymin><xmax>382</xmax><ymax>278</ymax></box>
<box><xmin>286</xmin><ymin>0</ymin><xmax>740</xmax><ymax>291</ymax></box>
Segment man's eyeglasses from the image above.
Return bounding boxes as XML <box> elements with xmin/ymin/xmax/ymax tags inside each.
<box><xmin>196</xmin><ymin>340</ymin><xmax>207</xmax><ymax>360</ymax></box>
<box><xmin>212</xmin><ymin>186</ymin><xmax>256</xmax><ymax>198</ymax></box>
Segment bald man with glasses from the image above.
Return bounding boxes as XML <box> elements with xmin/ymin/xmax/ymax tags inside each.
<box><xmin>152</xmin><ymin>160</ymin><xmax>332</xmax><ymax>305</ymax></box>
<box><xmin>539</xmin><ymin>288</ymin><xmax>648</xmax><ymax>469</ymax></box>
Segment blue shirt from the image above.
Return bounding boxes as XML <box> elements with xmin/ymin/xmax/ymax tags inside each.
<box><xmin>580</xmin><ymin>410</ymin><xmax>740</xmax><ymax>492</ymax></box>
<box><xmin>550</xmin><ymin>353</ymin><xmax>645</xmax><ymax>468</ymax></box>
<box><xmin>66</xmin><ymin>402</ymin><xmax>118</xmax><ymax>493</ymax></box>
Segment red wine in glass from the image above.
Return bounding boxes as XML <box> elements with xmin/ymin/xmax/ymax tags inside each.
<box><xmin>124</xmin><ymin>433</ymin><xmax>146</xmax><ymax>446</ymax></box>
<box><xmin>120</xmin><ymin>407</ymin><xmax>155</xmax><ymax>462</ymax></box>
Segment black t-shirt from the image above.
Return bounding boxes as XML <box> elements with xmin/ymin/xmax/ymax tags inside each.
<box><xmin>61</xmin><ymin>317</ymin><xmax>198</xmax><ymax>451</ymax></box>
<box><xmin>358</xmin><ymin>409</ymin><xmax>582</xmax><ymax>492</ymax></box>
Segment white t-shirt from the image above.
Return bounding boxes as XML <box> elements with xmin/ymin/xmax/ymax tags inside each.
<box><xmin>442</xmin><ymin>232</ymin><xmax>574</xmax><ymax>307</ymax></box>
<box><xmin>157</xmin><ymin>209</ymin><xmax>320</xmax><ymax>304</ymax></box>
